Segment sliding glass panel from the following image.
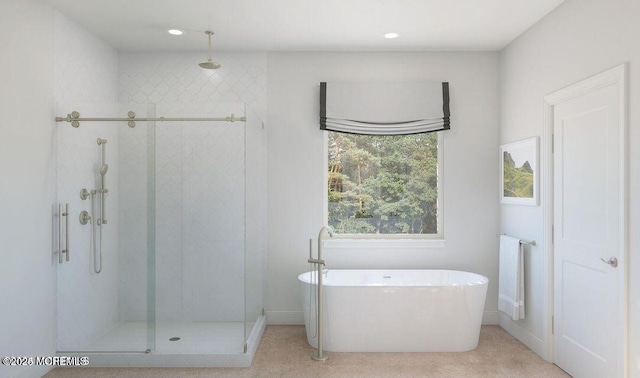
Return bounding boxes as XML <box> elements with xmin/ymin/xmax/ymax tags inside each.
<box><xmin>152</xmin><ymin>103</ymin><xmax>246</xmax><ymax>354</ymax></box>
<box><xmin>245</xmin><ymin>103</ymin><xmax>266</xmax><ymax>344</ymax></box>
<box><xmin>145</xmin><ymin>108</ymin><xmax>157</xmax><ymax>354</ymax></box>
<box><xmin>56</xmin><ymin>103</ymin><xmax>156</xmax><ymax>353</ymax></box>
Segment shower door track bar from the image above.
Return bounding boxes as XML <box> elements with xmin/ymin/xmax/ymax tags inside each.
<box><xmin>55</xmin><ymin>111</ymin><xmax>246</xmax><ymax>128</ymax></box>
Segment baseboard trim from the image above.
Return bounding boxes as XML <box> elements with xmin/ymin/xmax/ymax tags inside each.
<box><xmin>267</xmin><ymin>310</ymin><xmax>500</xmax><ymax>326</ymax></box>
<box><xmin>482</xmin><ymin>311</ymin><xmax>500</xmax><ymax>325</ymax></box>
<box><xmin>499</xmin><ymin>312</ymin><xmax>546</xmax><ymax>359</ymax></box>
<box><xmin>266</xmin><ymin>311</ymin><xmax>304</xmax><ymax>325</ymax></box>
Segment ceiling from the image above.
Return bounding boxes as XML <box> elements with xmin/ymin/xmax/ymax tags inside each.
<box><xmin>45</xmin><ymin>0</ymin><xmax>565</xmax><ymax>52</ymax></box>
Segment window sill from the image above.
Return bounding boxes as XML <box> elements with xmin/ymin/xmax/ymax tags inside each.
<box><xmin>323</xmin><ymin>238</ymin><xmax>446</xmax><ymax>249</ymax></box>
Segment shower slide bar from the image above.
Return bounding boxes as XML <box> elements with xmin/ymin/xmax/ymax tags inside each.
<box><xmin>55</xmin><ymin>111</ymin><xmax>246</xmax><ymax>128</ymax></box>
<box><xmin>97</xmin><ymin>138</ymin><xmax>108</xmax><ymax>226</ymax></box>
<box><xmin>497</xmin><ymin>234</ymin><xmax>536</xmax><ymax>246</ymax></box>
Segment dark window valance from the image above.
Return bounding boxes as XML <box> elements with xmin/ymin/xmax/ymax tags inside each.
<box><xmin>320</xmin><ymin>81</ymin><xmax>450</xmax><ymax>135</ymax></box>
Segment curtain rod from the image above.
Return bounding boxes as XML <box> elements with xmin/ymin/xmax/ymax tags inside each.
<box><xmin>55</xmin><ymin>111</ymin><xmax>246</xmax><ymax>128</ymax></box>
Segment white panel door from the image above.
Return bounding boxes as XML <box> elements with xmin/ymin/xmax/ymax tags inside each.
<box><xmin>553</xmin><ymin>79</ymin><xmax>624</xmax><ymax>377</ymax></box>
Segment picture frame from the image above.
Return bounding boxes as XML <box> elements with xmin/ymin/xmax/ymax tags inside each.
<box><xmin>500</xmin><ymin>137</ymin><xmax>539</xmax><ymax>206</ymax></box>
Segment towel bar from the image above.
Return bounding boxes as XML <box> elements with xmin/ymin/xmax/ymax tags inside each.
<box><xmin>497</xmin><ymin>234</ymin><xmax>536</xmax><ymax>246</ymax></box>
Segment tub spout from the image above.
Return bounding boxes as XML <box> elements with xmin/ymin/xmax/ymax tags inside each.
<box><xmin>315</xmin><ymin>226</ymin><xmax>333</xmax><ymax>265</ymax></box>
<box><xmin>308</xmin><ymin>226</ymin><xmax>332</xmax><ymax>272</ymax></box>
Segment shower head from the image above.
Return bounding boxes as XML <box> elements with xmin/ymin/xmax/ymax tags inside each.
<box><xmin>100</xmin><ymin>164</ymin><xmax>109</xmax><ymax>176</ymax></box>
<box><xmin>199</xmin><ymin>31</ymin><xmax>221</xmax><ymax>70</ymax></box>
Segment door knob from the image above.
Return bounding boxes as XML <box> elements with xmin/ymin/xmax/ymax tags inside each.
<box><xmin>599</xmin><ymin>257</ymin><xmax>618</xmax><ymax>268</ymax></box>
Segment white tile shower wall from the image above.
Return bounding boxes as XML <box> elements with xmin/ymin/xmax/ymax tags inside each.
<box><xmin>178</xmin><ymin>104</ymin><xmax>246</xmax><ymax>321</ymax></box>
<box><xmin>153</xmin><ymin>103</ymin><xmax>246</xmax><ymax>322</ymax></box>
<box><xmin>118</xmin><ymin>52</ymin><xmax>266</xmax><ymax>322</ymax></box>
<box><xmin>117</xmin><ymin>105</ymin><xmax>155</xmax><ymax>322</ymax></box>
<box><xmin>118</xmin><ymin>53</ymin><xmax>266</xmax><ymax>120</ymax></box>
<box><xmin>56</xmin><ymin>105</ymin><xmax>120</xmax><ymax>350</ymax></box>
<box><xmin>54</xmin><ymin>11</ymin><xmax>119</xmax><ymax>350</ymax></box>
<box><xmin>54</xmin><ymin>11</ymin><xmax>118</xmax><ymax>105</ymax></box>
<box><xmin>153</xmin><ymin>117</ymin><xmax>185</xmax><ymax>321</ymax></box>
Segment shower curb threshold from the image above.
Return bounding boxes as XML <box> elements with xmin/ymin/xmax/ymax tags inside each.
<box><xmin>56</xmin><ymin>316</ymin><xmax>266</xmax><ymax>368</ymax></box>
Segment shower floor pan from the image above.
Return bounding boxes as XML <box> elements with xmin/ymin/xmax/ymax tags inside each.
<box><xmin>58</xmin><ymin>316</ymin><xmax>266</xmax><ymax>367</ymax></box>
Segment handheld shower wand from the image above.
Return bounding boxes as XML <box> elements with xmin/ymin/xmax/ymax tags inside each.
<box><xmin>97</xmin><ymin>139</ymin><xmax>108</xmax><ymax>225</ymax></box>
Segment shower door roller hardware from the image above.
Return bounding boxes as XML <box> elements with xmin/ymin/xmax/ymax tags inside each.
<box><xmin>58</xmin><ymin>203</ymin><xmax>69</xmax><ymax>263</ymax></box>
<box><xmin>80</xmin><ymin>188</ymin><xmax>90</xmax><ymax>200</ymax></box>
<box><xmin>128</xmin><ymin>111</ymin><xmax>136</xmax><ymax>128</ymax></box>
<box><xmin>71</xmin><ymin>111</ymin><xmax>80</xmax><ymax>128</ymax></box>
<box><xmin>599</xmin><ymin>257</ymin><xmax>618</xmax><ymax>268</ymax></box>
<box><xmin>79</xmin><ymin>211</ymin><xmax>91</xmax><ymax>225</ymax></box>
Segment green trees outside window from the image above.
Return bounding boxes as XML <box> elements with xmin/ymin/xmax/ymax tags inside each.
<box><xmin>328</xmin><ymin>131</ymin><xmax>439</xmax><ymax>235</ymax></box>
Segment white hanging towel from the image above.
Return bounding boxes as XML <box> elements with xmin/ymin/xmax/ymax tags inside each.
<box><xmin>498</xmin><ymin>235</ymin><xmax>525</xmax><ymax>320</ymax></box>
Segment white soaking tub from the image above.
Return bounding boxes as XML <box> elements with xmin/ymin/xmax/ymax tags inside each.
<box><xmin>298</xmin><ymin>269</ymin><xmax>488</xmax><ymax>352</ymax></box>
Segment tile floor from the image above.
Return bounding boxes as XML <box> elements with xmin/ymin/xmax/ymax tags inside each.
<box><xmin>45</xmin><ymin>325</ymin><xmax>570</xmax><ymax>377</ymax></box>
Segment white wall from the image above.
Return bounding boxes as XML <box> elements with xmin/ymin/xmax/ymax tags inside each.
<box><xmin>0</xmin><ymin>1</ymin><xmax>56</xmax><ymax>377</ymax></box>
<box><xmin>54</xmin><ymin>10</ymin><xmax>120</xmax><ymax>352</ymax></box>
<box><xmin>499</xmin><ymin>0</ymin><xmax>640</xmax><ymax>374</ymax></box>
<box><xmin>266</xmin><ymin>52</ymin><xmax>500</xmax><ymax>324</ymax></box>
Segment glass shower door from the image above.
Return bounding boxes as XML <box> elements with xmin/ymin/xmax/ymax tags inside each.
<box><xmin>152</xmin><ymin>103</ymin><xmax>247</xmax><ymax>354</ymax></box>
<box><xmin>55</xmin><ymin>103</ymin><xmax>156</xmax><ymax>353</ymax></box>
<box><xmin>55</xmin><ymin>101</ymin><xmax>259</xmax><ymax>357</ymax></box>
<box><xmin>244</xmin><ymin>103</ymin><xmax>266</xmax><ymax>346</ymax></box>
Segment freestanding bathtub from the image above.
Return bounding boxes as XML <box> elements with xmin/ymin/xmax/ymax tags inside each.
<box><xmin>298</xmin><ymin>269</ymin><xmax>488</xmax><ymax>352</ymax></box>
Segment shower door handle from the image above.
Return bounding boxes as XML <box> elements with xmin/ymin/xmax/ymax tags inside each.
<box><xmin>59</xmin><ymin>203</ymin><xmax>69</xmax><ymax>263</ymax></box>
<box><xmin>65</xmin><ymin>203</ymin><xmax>69</xmax><ymax>261</ymax></box>
<box><xmin>58</xmin><ymin>204</ymin><xmax>63</xmax><ymax>263</ymax></box>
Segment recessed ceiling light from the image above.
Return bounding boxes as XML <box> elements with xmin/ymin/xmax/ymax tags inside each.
<box><xmin>167</xmin><ymin>29</ymin><xmax>184</xmax><ymax>36</ymax></box>
<box><xmin>384</xmin><ymin>32</ymin><xmax>399</xmax><ymax>39</ymax></box>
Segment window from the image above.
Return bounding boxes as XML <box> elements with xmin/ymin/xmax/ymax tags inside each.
<box><xmin>327</xmin><ymin>131</ymin><xmax>442</xmax><ymax>237</ymax></box>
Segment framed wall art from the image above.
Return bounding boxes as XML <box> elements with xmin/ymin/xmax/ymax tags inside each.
<box><xmin>500</xmin><ymin>137</ymin><xmax>538</xmax><ymax>206</ymax></box>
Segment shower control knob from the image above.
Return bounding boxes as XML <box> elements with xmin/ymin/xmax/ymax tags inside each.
<box><xmin>79</xmin><ymin>211</ymin><xmax>91</xmax><ymax>225</ymax></box>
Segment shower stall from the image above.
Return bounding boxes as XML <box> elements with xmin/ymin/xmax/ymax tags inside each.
<box><xmin>54</xmin><ymin>102</ymin><xmax>265</xmax><ymax>366</ymax></box>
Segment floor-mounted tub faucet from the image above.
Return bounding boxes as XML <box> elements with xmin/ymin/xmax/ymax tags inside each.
<box><xmin>308</xmin><ymin>226</ymin><xmax>333</xmax><ymax>361</ymax></box>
